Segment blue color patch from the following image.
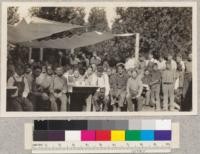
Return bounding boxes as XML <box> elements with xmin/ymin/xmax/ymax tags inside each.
<box><xmin>140</xmin><ymin>130</ymin><xmax>154</xmax><ymax>141</ymax></box>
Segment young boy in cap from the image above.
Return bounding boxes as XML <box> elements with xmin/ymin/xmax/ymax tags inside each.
<box><xmin>92</xmin><ymin>65</ymin><xmax>110</xmax><ymax>111</ymax></box>
<box><xmin>7</xmin><ymin>65</ymin><xmax>33</xmax><ymax>111</ymax></box>
<box><xmin>126</xmin><ymin>69</ymin><xmax>143</xmax><ymax>111</ymax></box>
<box><xmin>50</xmin><ymin>66</ymin><xmax>68</xmax><ymax>111</ymax></box>
<box><xmin>162</xmin><ymin>61</ymin><xmax>176</xmax><ymax>111</ymax></box>
<box><xmin>141</xmin><ymin>68</ymin><xmax>151</xmax><ymax>106</ymax></box>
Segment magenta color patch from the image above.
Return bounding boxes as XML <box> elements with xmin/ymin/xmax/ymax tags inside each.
<box><xmin>81</xmin><ymin>130</ymin><xmax>96</xmax><ymax>141</ymax></box>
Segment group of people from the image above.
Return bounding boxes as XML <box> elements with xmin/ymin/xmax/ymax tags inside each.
<box><xmin>7</xmin><ymin>51</ymin><xmax>192</xmax><ymax>112</ymax></box>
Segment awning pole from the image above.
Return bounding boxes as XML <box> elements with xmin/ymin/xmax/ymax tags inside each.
<box><xmin>29</xmin><ymin>47</ymin><xmax>32</xmax><ymax>63</ymax></box>
<box><xmin>40</xmin><ymin>48</ymin><xmax>43</xmax><ymax>61</ymax></box>
<box><xmin>135</xmin><ymin>33</ymin><xmax>140</xmax><ymax>61</ymax></box>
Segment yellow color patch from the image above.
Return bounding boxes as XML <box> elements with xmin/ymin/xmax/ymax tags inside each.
<box><xmin>111</xmin><ymin>130</ymin><xmax>125</xmax><ymax>141</ymax></box>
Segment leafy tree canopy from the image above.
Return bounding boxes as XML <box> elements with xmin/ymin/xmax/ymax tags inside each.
<box><xmin>30</xmin><ymin>7</ymin><xmax>86</xmax><ymax>26</ymax></box>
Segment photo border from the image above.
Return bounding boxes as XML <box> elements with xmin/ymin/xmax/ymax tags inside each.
<box><xmin>1</xmin><ymin>1</ymin><xmax>197</xmax><ymax>117</ymax></box>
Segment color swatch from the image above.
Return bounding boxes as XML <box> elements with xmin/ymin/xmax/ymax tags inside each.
<box><xmin>33</xmin><ymin>120</ymin><xmax>172</xmax><ymax>142</ymax></box>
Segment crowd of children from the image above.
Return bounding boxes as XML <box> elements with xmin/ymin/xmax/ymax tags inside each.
<box><xmin>7</xmin><ymin>51</ymin><xmax>192</xmax><ymax>112</ymax></box>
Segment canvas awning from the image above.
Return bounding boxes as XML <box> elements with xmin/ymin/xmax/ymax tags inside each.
<box><xmin>8</xmin><ymin>17</ymin><xmax>83</xmax><ymax>43</ymax></box>
<box><xmin>20</xmin><ymin>31</ymin><xmax>115</xmax><ymax>49</ymax></box>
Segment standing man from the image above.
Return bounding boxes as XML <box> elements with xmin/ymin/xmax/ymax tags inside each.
<box><xmin>150</xmin><ymin>63</ymin><xmax>162</xmax><ymax>111</ymax></box>
<box><xmin>162</xmin><ymin>62</ymin><xmax>176</xmax><ymax>111</ymax></box>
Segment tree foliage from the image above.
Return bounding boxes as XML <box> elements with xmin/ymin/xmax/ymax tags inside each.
<box><xmin>88</xmin><ymin>7</ymin><xmax>109</xmax><ymax>32</ymax></box>
<box><xmin>30</xmin><ymin>7</ymin><xmax>86</xmax><ymax>25</ymax></box>
<box><xmin>112</xmin><ymin>7</ymin><xmax>192</xmax><ymax>59</ymax></box>
<box><xmin>7</xmin><ymin>7</ymin><xmax>19</xmax><ymax>25</ymax></box>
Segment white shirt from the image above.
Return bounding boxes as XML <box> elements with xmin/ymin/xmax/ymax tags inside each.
<box><xmin>92</xmin><ymin>73</ymin><xmax>110</xmax><ymax>96</ymax></box>
<box><xmin>158</xmin><ymin>60</ymin><xmax>166</xmax><ymax>70</ymax></box>
<box><xmin>170</xmin><ymin>60</ymin><xmax>177</xmax><ymax>70</ymax></box>
<box><xmin>125</xmin><ymin>57</ymin><xmax>137</xmax><ymax>70</ymax></box>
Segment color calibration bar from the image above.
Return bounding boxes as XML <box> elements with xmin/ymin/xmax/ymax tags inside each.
<box><xmin>32</xmin><ymin>120</ymin><xmax>172</xmax><ymax>153</ymax></box>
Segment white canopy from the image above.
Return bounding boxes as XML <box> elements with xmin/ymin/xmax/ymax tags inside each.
<box><xmin>8</xmin><ymin>17</ymin><xmax>83</xmax><ymax>43</ymax></box>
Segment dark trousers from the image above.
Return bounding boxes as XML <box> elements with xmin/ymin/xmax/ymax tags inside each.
<box><xmin>126</xmin><ymin>95</ymin><xmax>143</xmax><ymax>111</ymax></box>
<box><xmin>7</xmin><ymin>97</ymin><xmax>33</xmax><ymax>111</ymax></box>
<box><xmin>92</xmin><ymin>91</ymin><xmax>109</xmax><ymax>112</ymax></box>
<box><xmin>182</xmin><ymin>74</ymin><xmax>192</xmax><ymax>111</ymax></box>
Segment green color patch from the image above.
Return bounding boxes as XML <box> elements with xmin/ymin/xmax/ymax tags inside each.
<box><xmin>125</xmin><ymin>130</ymin><xmax>141</xmax><ymax>141</ymax></box>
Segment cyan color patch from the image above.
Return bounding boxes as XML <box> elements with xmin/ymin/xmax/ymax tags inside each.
<box><xmin>140</xmin><ymin>130</ymin><xmax>154</xmax><ymax>141</ymax></box>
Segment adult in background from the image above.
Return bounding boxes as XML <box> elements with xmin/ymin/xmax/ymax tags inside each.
<box><xmin>58</xmin><ymin>51</ymin><xmax>67</xmax><ymax>67</ymax></box>
<box><xmin>90</xmin><ymin>52</ymin><xmax>101</xmax><ymax>65</ymax></box>
<box><xmin>176</xmin><ymin>54</ymin><xmax>185</xmax><ymax>72</ymax></box>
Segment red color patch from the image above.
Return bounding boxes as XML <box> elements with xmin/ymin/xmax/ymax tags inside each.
<box><xmin>95</xmin><ymin>130</ymin><xmax>111</xmax><ymax>141</ymax></box>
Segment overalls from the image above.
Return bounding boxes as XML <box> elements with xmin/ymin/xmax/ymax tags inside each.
<box><xmin>10</xmin><ymin>76</ymin><xmax>33</xmax><ymax>111</ymax></box>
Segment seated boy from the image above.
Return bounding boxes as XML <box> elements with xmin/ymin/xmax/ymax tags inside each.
<box><xmin>92</xmin><ymin>65</ymin><xmax>110</xmax><ymax>111</ymax></box>
<box><xmin>7</xmin><ymin>65</ymin><xmax>33</xmax><ymax>111</ymax></box>
<box><xmin>50</xmin><ymin>66</ymin><xmax>68</xmax><ymax>111</ymax></box>
<box><xmin>111</xmin><ymin>63</ymin><xmax>128</xmax><ymax>111</ymax></box>
<box><xmin>126</xmin><ymin>69</ymin><xmax>143</xmax><ymax>111</ymax></box>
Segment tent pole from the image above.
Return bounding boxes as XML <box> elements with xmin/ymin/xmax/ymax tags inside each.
<box><xmin>29</xmin><ymin>47</ymin><xmax>32</xmax><ymax>63</ymax></box>
<box><xmin>135</xmin><ymin>33</ymin><xmax>140</xmax><ymax>61</ymax></box>
<box><xmin>40</xmin><ymin>48</ymin><xmax>43</xmax><ymax>61</ymax></box>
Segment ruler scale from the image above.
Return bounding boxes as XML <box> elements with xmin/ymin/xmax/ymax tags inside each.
<box><xmin>32</xmin><ymin>120</ymin><xmax>173</xmax><ymax>153</ymax></box>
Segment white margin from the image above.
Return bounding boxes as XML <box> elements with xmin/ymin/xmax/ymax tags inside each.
<box><xmin>1</xmin><ymin>1</ymin><xmax>198</xmax><ymax>117</ymax></box>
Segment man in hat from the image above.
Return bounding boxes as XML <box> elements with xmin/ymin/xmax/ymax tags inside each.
<box><xmin>92</xmin><ymin>65</ymin><xmax>110</xmax><ymax>111</ymax></box>
<box><xmin>111</xmin><ymin>63</ymin><xmax>129</xmax><ymax>111</ymax></box>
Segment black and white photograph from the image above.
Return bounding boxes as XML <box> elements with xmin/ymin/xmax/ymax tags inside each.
<box><xmin>1</xmin><ymin>2</ymin><xmax>197</xmax><ymax>116</ymax></box>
